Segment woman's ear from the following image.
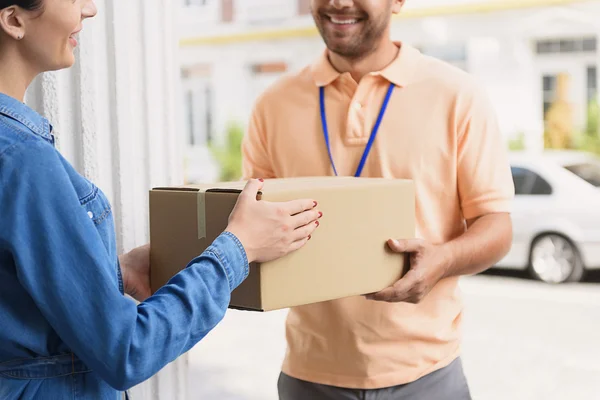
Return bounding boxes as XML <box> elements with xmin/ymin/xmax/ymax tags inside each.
<box><xmin>0</xmin><ymin>6</ymin><xmax>26</xmax><ymax>41</ymax></box>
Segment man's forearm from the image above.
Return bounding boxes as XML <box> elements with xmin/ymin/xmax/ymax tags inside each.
<box><xmin>441</xmin><ymin>212</ymin><xmax>512</xmax><ymax>278</ymax></box>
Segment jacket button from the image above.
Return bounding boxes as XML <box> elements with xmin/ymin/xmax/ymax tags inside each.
<box><xmin>88</xmin><ymin>211</ymin><xmax>94</xmax><ymax>219</ymax></box>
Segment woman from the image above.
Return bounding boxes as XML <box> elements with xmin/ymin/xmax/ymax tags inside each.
<box><xmin>0</xmin><ymin>0</ymin><xmax>322</xmax><ymax>398</ymax></box>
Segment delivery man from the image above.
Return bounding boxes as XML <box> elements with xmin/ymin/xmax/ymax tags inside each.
<box><xmin>242</xmin><ymin>0</ymin><xmax>514</xmax><ymax>399</ymax></box>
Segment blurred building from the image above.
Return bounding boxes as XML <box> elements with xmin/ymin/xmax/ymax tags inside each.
<box><xmin>177</xmin><ymin>0</ymin><xmax>600</xmax><ymax>183</ymax></box>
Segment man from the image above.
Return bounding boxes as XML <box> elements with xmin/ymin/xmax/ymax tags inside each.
<box><xmin>242</xmin><ymin>0</ymin><xmax>514</xmax><ymax>398</ymax></box>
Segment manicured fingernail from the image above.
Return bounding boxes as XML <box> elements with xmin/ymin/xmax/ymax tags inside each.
<box><xmin>308</xmin><ymin>235</ymin><xmax>312</xmax><ymax>240</ymax></box>
<box><xmin>318</xmin><ymin>211</ymin><xmax>323</xmax><ymax>218</ymax></box>
<box><xmin>258</xmin><ymin>178</ymin><xmax>264</xmax><ymax>182</ymax></box>
<box><xmin>315</xmin><ymin>221</ymin><xmax>320</xmax><ymax>227</ymax></box>
<box><xmin>313</xmin><ymin>201</ymin><xmax>318</xmax><ymax>207</ymax></box>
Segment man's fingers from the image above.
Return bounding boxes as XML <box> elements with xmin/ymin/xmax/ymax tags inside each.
<box><xmin>387</xmin><ymin>238</ymin><xmax>424</xmax><ymax>253</ymax></box>
<box><xmin>284</xmin><ymin>198</ymin><xmax>318</xmax><ymax>216</ymax></box>
<box><xmin>365</xmin><ymin>287</ymin><xmax>398</xmax><ymax>302</ymax></box>
<box><xmin>366</xmin><ymin>285</ymin><xmax>410</xmax><ymax>303</ymax></box>
<box><xmin>365</xmin><ymin>271</ymin><xmax>419</xmax><ymax>302</ymax></box>
<box><xmin>240</xmin><ymin>178</ymin><xmax>264</xmax><ymax>201</ymax></box>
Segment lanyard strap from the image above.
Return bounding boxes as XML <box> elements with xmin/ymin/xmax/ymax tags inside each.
<box><xmin>319</xmin><ymin>82</ymin><xmax>395</xmax><ymax>177</ymax></box>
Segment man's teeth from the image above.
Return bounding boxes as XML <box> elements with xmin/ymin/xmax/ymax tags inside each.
<box><xmin>330</xmin><ymin>17</ymin><xmax>358</xmax><ymax>25</ymax></box>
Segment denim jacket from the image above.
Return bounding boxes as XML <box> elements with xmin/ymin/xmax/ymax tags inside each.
<box><xmin>0</xmin><ymin>93</ymin><xmax>249</xmax><ymax>399</ymax></box>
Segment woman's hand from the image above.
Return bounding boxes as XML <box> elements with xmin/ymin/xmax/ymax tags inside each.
<box><xmin>119</xmin><ymin>244</ymin><xmax>151</xmax><ymax>302</ymax></box>
<box><xmin>226</xmin><ymin>179</ymin><xmax>322</xmax><ymax>263</ymax></box>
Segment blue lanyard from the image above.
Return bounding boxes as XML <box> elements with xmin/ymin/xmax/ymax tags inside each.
<box><xmin>319</xmin><ymin>82</ymin><xmax>395</xmax><ymax>177</ymax></box>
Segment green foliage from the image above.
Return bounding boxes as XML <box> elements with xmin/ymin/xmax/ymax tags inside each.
<box><xmin>572</xmin><ymin>100</ymin><xmax>600</xmax><ymax>156</ymax></box>
<box><xmin>539</xmin><ymin>97</ymin><xmax>600</xmax><ymax>155</ymax></box>
<box><xmin>586</xmin><ymin>98</ymin><xmax>599</xmax><ymax>137</ymax></box>
<box><xmin>572</xmin><ymin>131</ymin><xmax>600</xmax><ymax>155</ymax></box>
<box><xmin>508</xmin><ymin>132</ymin><xmax>526</xmax><ymax>151</ymax></box>
<box><xmin>209</xmin><ymin>122</ymin><xmax>244</xmax><ymax>182</ymax></box>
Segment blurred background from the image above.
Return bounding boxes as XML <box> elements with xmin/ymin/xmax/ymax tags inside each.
<box><xmin>174</xmin><ymin>1</ymin><xmax>600</xmax><ymax>399</ymax></box>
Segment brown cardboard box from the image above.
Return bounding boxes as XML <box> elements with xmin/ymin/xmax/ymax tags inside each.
<box><xmin>149</xmin><ymin>177</ymin><xmax>415</xmax><ymax>311</ymax></box>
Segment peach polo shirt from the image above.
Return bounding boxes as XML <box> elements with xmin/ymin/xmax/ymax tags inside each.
<box><xmin>242</xmin><ymin>42</ymin><xmax>514</xmax><ymax>389</ymax></box>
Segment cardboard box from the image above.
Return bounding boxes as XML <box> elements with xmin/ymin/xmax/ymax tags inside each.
<box><xmin>149</xmin><ymin>177</ymin><xmax>415</xmax><ymax>311</ymax></box>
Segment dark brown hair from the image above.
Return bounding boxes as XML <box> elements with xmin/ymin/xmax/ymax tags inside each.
<box><xmin>0</xmin><ymin>0</ymin><xmax>43</xmax><ymax>11</ymax></box>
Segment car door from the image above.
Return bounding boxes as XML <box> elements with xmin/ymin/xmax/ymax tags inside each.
<box><xmin>499</xmin><ymin>165</ymin><xmax>556</xmax><ymax>268</ymax></box>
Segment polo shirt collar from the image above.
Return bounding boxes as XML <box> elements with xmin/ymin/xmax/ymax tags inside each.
<box><xmin>310</xmin><ymin>41</ymin><xmax>421</xmax><ymax>88</ymax></box>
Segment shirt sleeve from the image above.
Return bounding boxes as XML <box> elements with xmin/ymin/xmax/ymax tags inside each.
<box><xmin>242</xmin><ymin>101</ymin><xmax>276</xmax><ymax>179</ymax></box>
<box><xmin>0</xmin><ymin>139</ymin><xmax>248</xmax><ymax>391</ymax></box>
<box><xmin>456</xmin><ymin>83</ymin><xmax>515</xmax><ymax>220</ymax></box>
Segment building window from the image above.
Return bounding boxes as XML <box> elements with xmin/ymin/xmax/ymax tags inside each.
<box><xmin>237</xmin><ymin>0</ymin><xmax>297</xmax><ymax>25</ymax></box>
<box><xmin>542</xmin><ymin>74</ymin><xmax>557</xmax><ymax>116</ymax></box>
<box><xmin>182</xmin><ymin>64</ymin><xmax>213</xmax><ymax>147</ymax></box>
<box><xmin>185</xmin><ymin>90</ymin><xmax>195</xmax><ymax>146</ymax></box>
<box><xmin>184</xmin><ymin>86</ymin><xmax>213</xmax><ymax>147</ymax></box>
<box><xmin>535</xmin><ymin>37</ymin><xmax>597</xmax><ymax>55</ymax></box>
<box><xmin>587</xmin><ymin>65</ymin><xmax>597</xmax><ymax>134</ymax></box>
<box><xmin>583</xmin><ymin>37</ymin><xmax>597</xmax><ymax>52</ymax></box>
<box><xmin>185</xmin><ymin>0</ymin><xmax>208</xmax><ymax>6</ymax></box>
<box><xmin>247</xmin><ymin>61</ymin><xmax>288</xmax><ymax>110</ymax></box>
<box><xmin>205</xmin><ymin>86</ymin><xmax>213</xmax><ymax>145</ymax></box>
<box><xmin>587</xmin><ymin>66</ymin><xmax>597</xmax><ymax>102</ymax></box>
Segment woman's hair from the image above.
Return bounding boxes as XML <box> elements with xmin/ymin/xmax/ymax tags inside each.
<box><xmin>0</xmin><ymin>0</ymin><xmax>43</xmax><ymax>11</ymax></box>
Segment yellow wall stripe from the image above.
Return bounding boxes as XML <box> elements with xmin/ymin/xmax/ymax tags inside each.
<box><xmin>179</xmin><ymin>0</ymin><xmax>592</xmax><ymax>47</ymax></box>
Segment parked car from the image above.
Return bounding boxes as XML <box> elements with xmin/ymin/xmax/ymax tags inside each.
<box><xmin>493</xmin><ymin>150</ymin><xmax>600</xmax><ymax>283</ymax></box>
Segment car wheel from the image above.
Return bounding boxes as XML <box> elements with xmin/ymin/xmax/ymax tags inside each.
<box><xmin>528</xmin><ymin>234</ymin><xmax>584</xmax><ymax>284</ymax></box>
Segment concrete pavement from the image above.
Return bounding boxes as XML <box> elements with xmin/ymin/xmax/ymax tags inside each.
<box><xmin>187</xmin><ymin>274</ymin><xmax>600</xmax><ymax>400</ymax></box>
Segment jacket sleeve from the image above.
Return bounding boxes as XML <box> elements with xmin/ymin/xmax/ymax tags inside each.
<box><xmin>0</xmin><ymin>140</ymin><xmax>248</xmax><ymax>390</ymax></box>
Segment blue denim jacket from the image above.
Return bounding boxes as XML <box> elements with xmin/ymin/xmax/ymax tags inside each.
<box><xmin>0</xmin><ymin>93</ymin><xmax>249</xmax><ymax>399</ymax></box>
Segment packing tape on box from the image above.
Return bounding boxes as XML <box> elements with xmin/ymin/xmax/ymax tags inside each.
<box><xmin>194</xmin><ymin>182</ymin><xmax>253</xmax><ymax>240</ymax></box>
<box><xmin>197</xmin><ymin>191</ymin><xmax>206</xmax><ymax>240</ymax></box>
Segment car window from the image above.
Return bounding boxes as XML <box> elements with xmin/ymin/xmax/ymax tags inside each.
<box><xmin>511</xmin><ymin>167</ymin><xmax>530</xmax><ymax>195</ymax></box>
<box><xmin>564</xmin><ymin>162</ymin><xmax>600</xmax><ymax>187</ymax></box>
<box><xmin>511</xmin><ymin>166</ymin><xmax>553</xmax><ymax>195</ymax></box>
<box><xmin>530</xmin><ymin>175</ymin><xmax>553</xmax><ymax>195</ymax></box>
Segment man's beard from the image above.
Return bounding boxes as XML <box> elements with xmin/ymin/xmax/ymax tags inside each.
<box><xmin>314</xmin><ymin>9</ymin><xmax>391</xmax><ymax>60</ymax></box>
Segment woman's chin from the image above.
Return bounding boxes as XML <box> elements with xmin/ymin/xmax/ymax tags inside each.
<box><xmin>50</xmin><ymin>55</ymin><xmax>76</xmax><ymax>72</ymax></box>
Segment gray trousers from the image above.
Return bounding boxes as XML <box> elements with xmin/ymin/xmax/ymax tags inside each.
<box><xmin>278</xmin><ymin>358</ymin><xmax>472</xmax><ymax>400</ymax></box>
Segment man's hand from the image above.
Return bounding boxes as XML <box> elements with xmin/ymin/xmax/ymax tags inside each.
<box><xmin>119</xmin><ymin>244</ymin><xmax>151</xmax><ymax>302</ymax></box>
<box><xmin>366</xmin><ymin>239</ymin><xmax>452</xmax><ymax>304</ymax></box>
<box><xmin>366</xmin><ymin>213</ymin><xmax>513</xmax><ymax>304</ymax></box>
